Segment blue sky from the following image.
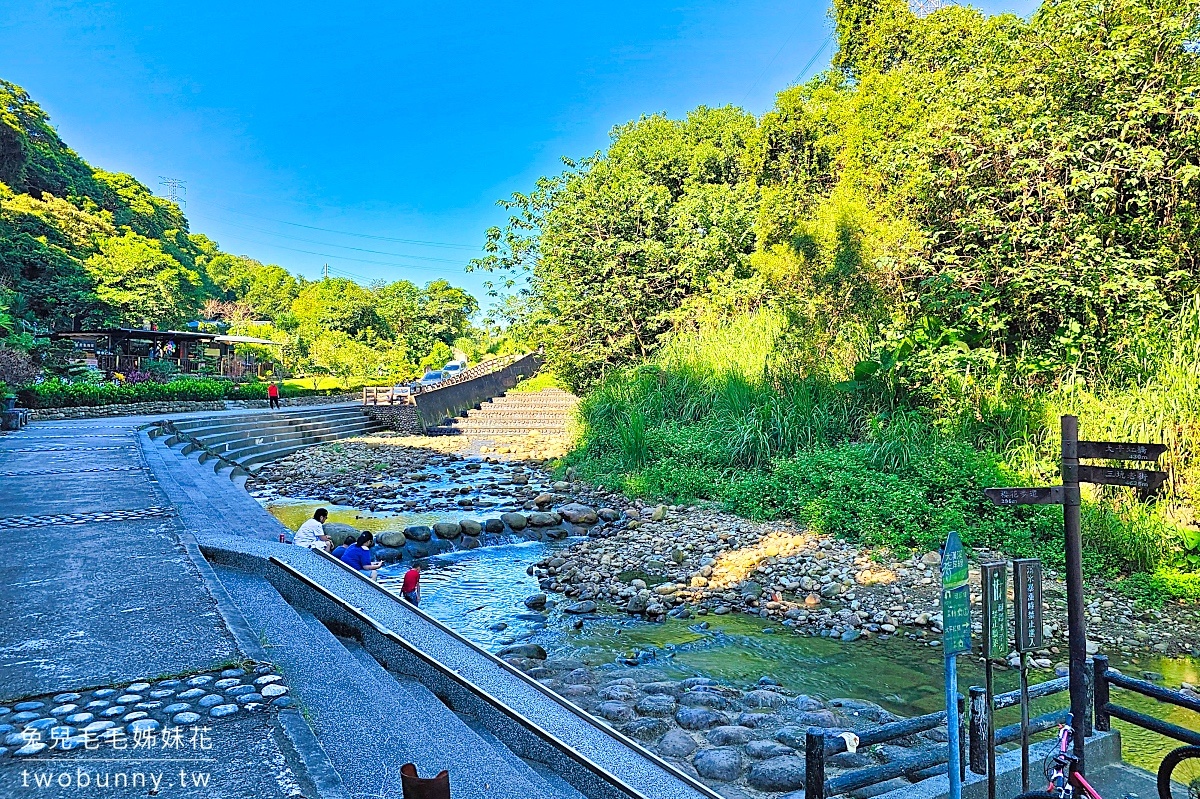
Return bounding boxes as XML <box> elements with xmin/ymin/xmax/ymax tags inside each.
<box><xmin>1</xmin><ymin>0</ymin><xmax>1036</xmax><ymax>305</ymax></box>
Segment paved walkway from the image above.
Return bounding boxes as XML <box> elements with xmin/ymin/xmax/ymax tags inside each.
<box><xmin>0</xmin><ymin>416</ymin><xmax>311</xmax><ymax>799</ymax></box>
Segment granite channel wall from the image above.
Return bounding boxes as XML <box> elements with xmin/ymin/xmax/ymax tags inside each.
<box><xmin>29</xmin><ymin>393</ymin><xmax>360</xmax><ymax>421</ymax></box>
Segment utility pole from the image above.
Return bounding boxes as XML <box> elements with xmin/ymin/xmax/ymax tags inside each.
<box><xmin>322</xmin><ymin>263</ymin><xmax>330</xmax><ymax>280</ymax></box>
<box><xmin>158</xmin><ymin>177</ymin><xmax>187</xmax><ymax>208</ymax></box>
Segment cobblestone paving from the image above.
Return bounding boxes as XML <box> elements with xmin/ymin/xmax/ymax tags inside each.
<box><xmin>0</xmin><ymin>506</ymin><xmax>175</xmax><ymax>530</ymax></box>
<box><xmin>0</xmin><ymin>664</ymin><xmax>292</xmax><ymax>760</ymax></box>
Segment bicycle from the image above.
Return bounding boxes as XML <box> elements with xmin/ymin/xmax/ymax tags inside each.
<box><xmin>1012</xmin><ymin>714</ymin><xmax>1200</xmax><ymax>799</ymax></box>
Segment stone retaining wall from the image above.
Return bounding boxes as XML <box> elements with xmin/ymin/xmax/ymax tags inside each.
<box><xmin>362</xmin><ymin>405</ymin><xmax>423</xmax><ymax>434</ymax></box>
<box><xmin>28</xmin><ymin>393</ymin><xmax>359</xmax><ymax>421</ymax></box>
<box><xmin>415</xmin><ymin>352</ymin><xmax>543</xmax><ymax>429</ymax></box>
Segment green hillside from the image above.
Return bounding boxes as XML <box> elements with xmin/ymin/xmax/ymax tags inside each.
<box><xmin>472</xmin><ymin>0</ymin><xmax>1200</xmax><ymax>597</ymax></box>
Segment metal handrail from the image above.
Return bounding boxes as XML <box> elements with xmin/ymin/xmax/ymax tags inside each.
<box><xmin>287</xmin><ymin>550</ymin><xmax>724</xmax><ymax>799</ymax></box>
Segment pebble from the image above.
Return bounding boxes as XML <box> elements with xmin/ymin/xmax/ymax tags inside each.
<box><xmin>162</xmin><ymin>703</ymin><xmax>192</xmax><ymax>714</ymax></box>
<box><xmin>128</xmin><ymin>719</ymin><xmax>160</xmax><ymax>734</ymax></box>
<box><xmin>198</xmin><ymin>694</ymin><xmax>225</xmax><ymax>708</ymax></box>
<box><xmin>171</xmin><ymin>712</ymin><xmax>202</xmax><ymax>725</ymax></box>
<box><xmin>209</xmin><ymin>704</ymin><xmax>239</xmax><ymax>718</ymax></box>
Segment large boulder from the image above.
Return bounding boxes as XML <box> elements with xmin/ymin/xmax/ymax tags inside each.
<box><xmin>557</xmin><ymin>503</ymin><xmax>598</xmax><ymax>526</ymax></box>
<box><xmin>657</xmin><ymin>729</ymin><xmax>698</xmax><ymax>758</ymax></box>
<box><xmin>707</xmin><ymin>725</ymin><xmax>753</xmax><ymax>746</ymax></box>
<box><xmin>620</xmin><ymin>718</ymin><xmax>669</xmax><ymax>741</ymax></box>
<box><xmin>693</xmin><ymin>748</ymin><xmax>743</xmax><ymax>782</ymax></box>
<box><xmin>483</xmin><ymin>518</ymin><xmax>505</xmax><ymax>533</ymax></box>
<box><xmin>371</xmin><ymin>545</ymin><xmax>405</xmax><ymax>563</ymax></box>
<box><xmin>527</xmin><ymin>512</ymin><xmax>558</xmax><ymax>527</ymax></box>
<box><xmin>496</xmin><ymin>643</ymin><xmax>547</xmax><ymax>660</ymax></box>
<box><xmin>323</xmin><ymin>522</ymin><xmax>361</xmax><ymax>544</ymax></box>
<box><xmin>376</xmin><ymin>530</ymin><xmax>407</xmax><ymax>548</ymax></box>
<box><xmin>500</xmin><ymin>512</ymin><xmax>527</xmax><ymax>530</ymax></box>
<box><xmin>635</xmin><ymin>694</ymin><xmax>676</xmax><ymax>717</ymax></box>
<box><xmin>563</xmin><ymin>600</ymin><xmax>597</xmax><ymax>614</ymax></box>
<box><xmin>433</xmin><ymin>522</ymin><xmax>462</xmax><ymax>540</ymax></box>
<box><xmin>675</xmin><ymin>707</ymin><xmax>728</xmax><ymax>730</ymax></box>
<box><xmin>404</xmin><ymin>539</ymin><xmax>452</xmax><ymax>559</ymax></box>
<box><xmin>596</xmin><ymin>702</ymin><xmax>635</xmax><ymax>723</ymax></box>
<box><xmin>459</xmin><ymin>519</ymin><xmax>482</xmax><ymax>536</ymax></box>
<box><xmin>404</xmin><ymin>525</ymin><xmax>433</xmax><ymax>542</ymax></box>
<box><xmin>747</xmin><ymin>755</ymin><xmax>806</xmax><ymax>792</ymax></box>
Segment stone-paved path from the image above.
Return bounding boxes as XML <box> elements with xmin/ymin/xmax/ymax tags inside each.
<box><xmin>0</xmin><ymin>417</ymin><xmax>306</xmax><ymax>798</ymax></box>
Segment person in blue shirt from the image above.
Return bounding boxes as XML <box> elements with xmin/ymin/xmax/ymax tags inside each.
<box><xmin>331</xmin><ymin>535</ymin><xmax>356</xmax><ymax>559</ymax></box>
<box><xmin>340</xmin><ymin>532</ymin><xmax>383</xmax><ymax>579</ymax></box>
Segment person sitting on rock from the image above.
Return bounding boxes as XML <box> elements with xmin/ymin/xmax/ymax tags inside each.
<box><xmin>331</xmin><ymin>535</ymin><xmax>356</xmax><ymax>559</ymax></box>
<box><xmin>294</xmin><ymin>508</ymin><xmax>331</xmax><ymax>551</ymax></box>
<box><xmin>401</xmin><ymin>565</ymin><xmax>421</xmax><ymax>606</ymax></box>
<box><xmin>340</xmin><ymin>532</ymin><xmax>383</xmax><ymax>579</ymax></box>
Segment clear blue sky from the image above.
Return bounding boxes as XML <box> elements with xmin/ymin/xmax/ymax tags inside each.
<box><xmin>0</xmin><ymin>0</ymin><xmax>1036</xmax><ymax>305</ymax></box>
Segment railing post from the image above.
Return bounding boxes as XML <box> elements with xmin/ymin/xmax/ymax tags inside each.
<box><xmin>969</xmin><ymin>685</ymin><xmax>988</xmax><ymax>775</ymax></box>
<box><xmin>1083</xmin><ymin>657</ymin><xmax>1094</xmax><ymax>738</ymax></box>
<box><xmin>958</xmin><ymin>692</ymin><xmax>968</xmax><ymax>782</ymax></box>
<box><xmin>1093</xmin><ymin>655</ymin><xmax>1110</xmax><ymax>732</ymax></box>
<box><xmin>805</xmin><ymin>728</ymin><xmax>826</xmax><ymax>799</ymax></box>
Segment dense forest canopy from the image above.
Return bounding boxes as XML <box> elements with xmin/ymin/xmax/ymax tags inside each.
<box><xmin>0</xmin><ymin>79</ymin><xmax>479</xmax><ymax>380</ymax></box>
<box><xmin>473</xmin><ymin>0</ymin><xmax>1200</xmax><ymax>594</ymax></box>
<box><xmin>475</xmin><ymin>0</ymin><xmax>1200</xmax><ymax>389</ymax></box>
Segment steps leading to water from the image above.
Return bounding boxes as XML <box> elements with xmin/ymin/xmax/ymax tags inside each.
<box><xmin>213</xmin><ymin>563</ymin><xmax>573</xmax><ymax>799</ymax></box>
<box><xmin>428</xmin><ymin>388</ymin><xmax>579</xmax><ymax>437</ymax></box>
<box><xmin>152</xmin><ymin>405</ymin><xmax>381</xmax><ymax>477</ymax></box>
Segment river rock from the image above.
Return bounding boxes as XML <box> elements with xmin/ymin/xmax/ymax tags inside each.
<box><xmin>497</xmin><ymin>644</ymin><xmax>547</xmax><ymax>660</ymax></box>
<box><xmin>643</xmin><ymin>681</ymin><xmax>684</xmax><ymax>697</ymax></box>
<box><xmin>404</xmin><ymin>539</ymin><xmax>452</xmax><ymax>559</ymax></box>
<box><xmin>596</xmin><ymin>702</ymin><xmax>635</xmax><ymax>723</ymax></box>
<box><xmin>747</xmin><ymin>755</ymin><xmax>807</xmax><ymax>792</ymax></box>
<box><xmin>404</xmin><ymin>525</ymin><xmax>432</xmax><ymax>542</ymax></box>
<box><xmin>798</xmin><ymin>709</ymin><xmax>841</xmax><ymax>728</ymax></box>
<box><xmin>558</xmin><ymin>503</ymin><xmax>598</xmax><ymax>525</ymax></box>
<box><xmin>743</xmin><ymin>690</ymin><xmax>787</xmax><ymax>709</ymax></box>
<box><xmin>598</xmin><ymin>508</ymin><xmax>621</xmax><ymax>522</ymax></box>
<box><xmin>524</xmin><ymin>594</ymin><xmax>548</xmax><ymax>609</ymax></box>
<box><xmin>501</xmin><ymin>512</ymin><xmax>527</xmax><ymax>530</ymax></box>
<box><xmin>707</xmin><ymin>725</ymin><xmax>753</xmax><ymax>746</ymax></box>
<box><xmin>675</xmin><ymin>707</ymin><xmax>728</xmax><ymax>730</ymax></box>
<box><xmin>528</xmin><ymin>512</ymin><xmax>558</xmax><ymax>527</ymax></box>
<box><xmin>460</xmin><ymin>519</ymin><xmax>482</xmax><ymax>536</ymax></box>
<box><xmin>376</xmin><ymin>530</ymin><xmax>407</xmax><ymax>548</ymax></box>
<box><xmin>693</xmin><ymin>748</ymin><xmax>743</xmax><ymax>782</ymax></box>
<box><xmin>774</xmin><ymin>726</ymin><xmax>807</xmax><ymax>749</ymax></box>
<box><xmin>657</xmin><ymin>729</ymin><xmax>698</xmax><ymax>757</ymax></box>
<box><xmin>679</xmin><ymin>691</ymin><xmax>731</xmax><ymax>710</ymax></box>
<box><xmin>323</xmin><ymin>522</ymin><xmax>360</xmax><ymax>542</ymax></box>
<box><xmin>635</xmin><ymin>694</ymin><xmax>676</xmax><ymax>717</ymax></box>
<box><xmin>433</xmin><ymin>522</ymin><xmax>462</xmax><ymax>540</ymax></box>
<box><xmin>620</xmin><ymin>718</ymin><xmax>669</xmax><ymax>741</ymax></box>
<box><xmin>745</xmin><ymin>740</ymin><xmax>795</xmax><ymax>759</ymax></box>
<box><xmin>371</xmin><ymin>545</ymin><xmax>405</xmax><ymax>563</ymax></box>
<box><xmin>484</xmin><ymin>518</ymin><xmax>505</xmax><ymax>533</ymax></box>
<box><xmin>563</xmin><ymin>600</ymin><xmax>597</xmax><ymax>614</ymax></box>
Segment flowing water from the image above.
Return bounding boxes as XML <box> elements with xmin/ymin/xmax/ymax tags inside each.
<box><xmin>266</xmin><ymin>496</ymin><xmax>1200</xmax><ymax>778</ymax></box>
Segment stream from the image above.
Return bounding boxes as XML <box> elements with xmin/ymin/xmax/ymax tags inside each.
<box><xmin>265</xmin><ymin>496</ymin><xmax>1200</xmax><ymax>779</ymax></box>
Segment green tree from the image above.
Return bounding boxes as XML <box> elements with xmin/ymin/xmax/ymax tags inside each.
<box><xmin>291</xmin><ymin>278</ymin><xmax>384</xmax><ymax>338</ymax></box>
<box><xmin>83</xmin><ymin>233</ymin><xmax>203</xmax><ymax>327</ymax></box>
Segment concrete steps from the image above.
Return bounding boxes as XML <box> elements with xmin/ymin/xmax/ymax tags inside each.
<box><xmin>156</xmin><ymin>405</ymin><xmax>381</xmax><ymax>477</ymax></box>
<box><xmin>213</xmin><ymin>563</ymin><xmax>569</xmax><ymax>799</ymax></box>
<box><xmin>428</xmin><ymin>389</ymin><xmax>579</xmax><ymax>437</ymax></box>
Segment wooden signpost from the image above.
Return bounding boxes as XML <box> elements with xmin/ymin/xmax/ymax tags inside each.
<box><xmin>985</xmin><ymin>415</ymin><xmax>1167</xmax><ymax>773</ymax></box>
<box><xmin>941</xmin><ymin>530</ymin><xmax>970</xmax><ymax>799</ymax></box>
<box><xmin>1012</xmin><ymin>558</ymin><xmax>1043</xmax><ymax>791</ymax></box>
<box><xmin>979</xmin><ymin>562</ymin><xmax>1008</xmax><ymax>799</ymax></box>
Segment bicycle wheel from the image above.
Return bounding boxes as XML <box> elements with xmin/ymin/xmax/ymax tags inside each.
<box><xmin>1159</xmin><ymin>745</ymin><xmax>1200</xmax><ymax>799</ymax></box>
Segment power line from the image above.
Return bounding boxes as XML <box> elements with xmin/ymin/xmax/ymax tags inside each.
<box><xmin>194</xmin><ymin>214</ymin><xmax>470</xmax><ymax>263</ymax></box>
<box><xmin>740</xmin><ymin>19</ymin><xmax>807</xmax><ymax>107</ymax></box>
<box><xmin>159</xmin><ymin>176</ymin><xmax>187</xmax><ymax>208</ymax></box>
<box><xmin>198</xmin><ymin>199</ymin><xmax>478</xmax><ymax>250</ymax></box>
<box><xmin>212</xmin><ymin>231</ymin><xmax>470</xmax><ymax>274</ymax></box>
<box><xmin>791</xmin><ymin>31</ymin><xmax>835</xmax><ymax>85</ymax></box>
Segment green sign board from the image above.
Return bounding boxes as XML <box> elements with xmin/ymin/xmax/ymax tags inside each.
<box><xmin>941</xmin><ymin>530</ymin><xmax>971</xmax><ymax>655</ymax></box>
<box><xmin>981</xmin><ymin>562</ymin><xmax>1008</xmax><ymax>659</ymax></box>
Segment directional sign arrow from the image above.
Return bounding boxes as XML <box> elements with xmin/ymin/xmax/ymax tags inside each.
<box><xmin>1077</xmin><ymin>465</ymin><xmax>1168</xmax><ymax>491</ymax></box>
<box><xmin>1077</xmin><ymin>441</ymin><xmax>1167</xmax><ymax>462</ymax></box>
<box><xmin>984</xmin><ymin>486</ymin><xmax>1064</xmax><ymax>506</ymax></box>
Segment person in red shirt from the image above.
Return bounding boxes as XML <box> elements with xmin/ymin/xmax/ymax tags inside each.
<box><xmin>401</xmin><ymin>566</ymin><xmax>421</xmax><ymax>606</ymax></box>
<box><xmin>267</xmin><ymin>380</ymin><xmax>280</xmax><ymax>410</ymax></box>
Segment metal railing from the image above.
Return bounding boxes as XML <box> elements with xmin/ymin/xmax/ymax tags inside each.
<box><xmin>361</xmin><ymin>353</ymin><xmax>530</xmax><ymax>407</ymax></box>
<box><xmin>1094</xmin><ymin>654</ymin><xmax>1200</xmax><ymax>746</ymax></box>
<box><xmin>804</xmin><ymin>698</ymin><xmax>966</xmax><ymax>799</ymax></box>
<box><xmin>299</xmin><ymin>549</ymin><xmax>724</xmax><ymax>799</ymax></box>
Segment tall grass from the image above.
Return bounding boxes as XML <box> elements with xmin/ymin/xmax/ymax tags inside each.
<box><xmin>565</xmin><ymin>301</ymin><xmax>1200</xmax><ymax>589</ymax></box>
